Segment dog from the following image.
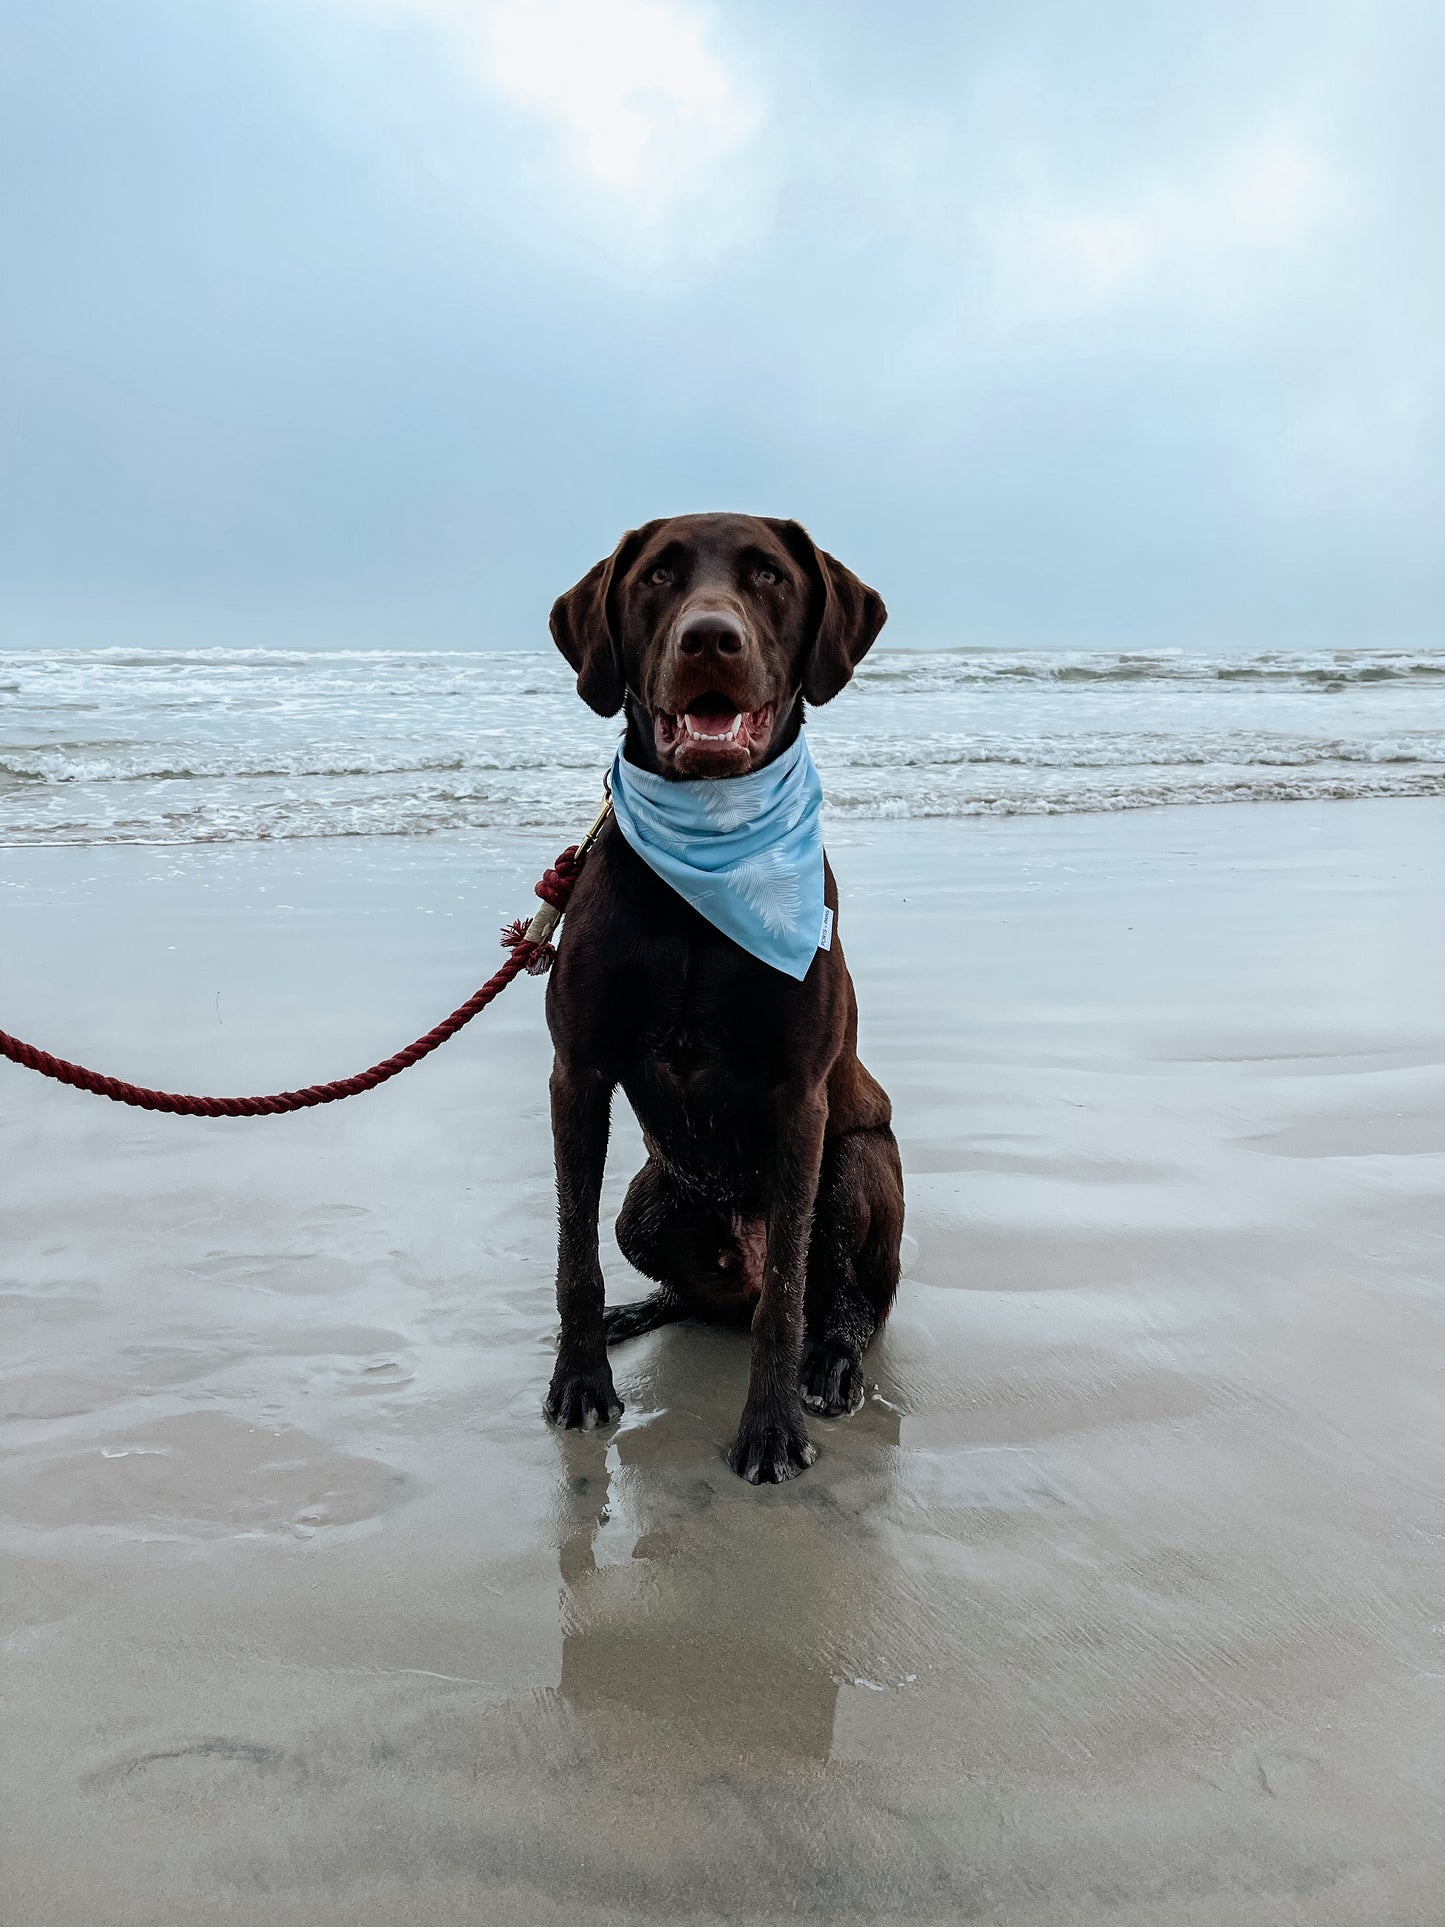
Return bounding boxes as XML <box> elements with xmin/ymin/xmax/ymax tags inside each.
<box><xmin>542</xmin><ymin>513</ymin><xmax>904</xmax><ymax>1483</ymax></box>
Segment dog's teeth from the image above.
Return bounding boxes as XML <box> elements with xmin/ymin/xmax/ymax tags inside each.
<box><xmin>680</xmin><ymin>711</ymin><xmax>741</xmax><ymax>742</ymax></box>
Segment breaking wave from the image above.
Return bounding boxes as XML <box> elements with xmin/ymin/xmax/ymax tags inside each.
<box><xmin>2</xmin><ymin>645</ymin><xmax>1443</xmax><ymax>844</ymax></box>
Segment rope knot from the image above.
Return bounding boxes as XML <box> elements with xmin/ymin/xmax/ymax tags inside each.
<box><xmin>534</xmin><ymin>845</ymin><xmax>583</xmax><ymax>911</ymax></box>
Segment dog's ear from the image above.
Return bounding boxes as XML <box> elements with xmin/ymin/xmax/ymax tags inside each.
<box><xmin>766</xmin><ymin>519</ymin><xmax>888</xmax><ymax>706</ymax></box>
<box><xmin>549</xmin><ymin>522</ymin><xmax>664</xmax><ymax>717</ymax></box>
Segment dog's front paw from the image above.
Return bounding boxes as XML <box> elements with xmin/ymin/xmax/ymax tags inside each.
<box><xmin>545</xmin><ymin>1362</ymin><xmax>623</xmax><ymax>1431</ymax></box>
<box><xmin>727</xmin><ymin>1407</ymin><xmax>817</xmax><ymax>1485</ymax></box>
<box><xmin>800</xmin><ymin>1338</ymin><xmax>866</xmax><ymax>1417</ymax></box>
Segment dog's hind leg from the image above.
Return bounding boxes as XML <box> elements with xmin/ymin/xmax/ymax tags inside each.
<box><xmin>611</xmin><ymin>1156</ymin><xmax>759</xmax><ymax>1339</ymax></box>
<box><xmin>801</xmin><ymin>1126</ymin><xmax>904</xmax><ymax>1417</ymax></box>
<box><xmin>606</xmin><ymin>1158</ymin><xmax>706</xmax><ymax>1345</ymax></box>
<box><xmin>603</xmin><ymin>1289</ymin><xmax>685</xmax><ymax>1346</ymax></box>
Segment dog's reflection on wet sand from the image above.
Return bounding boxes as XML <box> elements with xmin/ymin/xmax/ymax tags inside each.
<box><xmin>549</xmin><ymin>1322</ymin><xmax>905</xmax><ymax>1769</ymax></box>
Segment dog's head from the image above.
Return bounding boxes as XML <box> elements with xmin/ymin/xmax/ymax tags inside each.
<box><xmin>549</xmin><ymin>514</ymin><xmax>887</xmax><ymax>778</ymax></box>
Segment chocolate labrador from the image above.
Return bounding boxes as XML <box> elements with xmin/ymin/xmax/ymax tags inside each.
<box><xmin>543</xmin><ymin>513</ymin><xmax>904</xmax><ymax>1482</ymax></box>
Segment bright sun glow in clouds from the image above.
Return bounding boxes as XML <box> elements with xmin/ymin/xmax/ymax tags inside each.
<box><xmin>327</xmin><ymin>0</ymin><xmax>756</xmax><ymax>200</ymax></box>
<box><xmin>484</xmin><ymin>0</ymin><xmax>752</xmax><ymax>187</ymax></box>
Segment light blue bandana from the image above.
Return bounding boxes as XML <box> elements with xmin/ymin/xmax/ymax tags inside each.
<box><xmin>609</xmin><ymin>732</ymin><xmax>828</xmax><ymax>980</ymax></box>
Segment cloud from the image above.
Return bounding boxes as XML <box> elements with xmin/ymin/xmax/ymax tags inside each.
<box><xmin>306</xmin><ymin>0</ymin><xmax>762</xmax><ymax>257</ymax></box>
<box><xmin>916</xmin><ymin>124</ymin><xmax>1348</xmax><ymax>347</ymax></box>
<box><xmin>4</xmin><ymin>0</ymin><xmax>1442</xmax><ymax>647</ymax></box>
<box><xmin>485</xmin><ymin>0</ymin><xmax>753</xmax><ymax>188</ymax></box>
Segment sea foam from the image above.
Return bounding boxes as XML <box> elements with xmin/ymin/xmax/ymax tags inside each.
<box><xmin>2</xmin><ymin>646</ymin><xmax>1442</xmax><ymax>844</ymax></box>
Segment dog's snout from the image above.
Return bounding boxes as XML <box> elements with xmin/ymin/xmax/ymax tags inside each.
<box><xmin>675</xmin><ymin>608</ymin><xmax>746</xmax><ymax>658</ymax></box>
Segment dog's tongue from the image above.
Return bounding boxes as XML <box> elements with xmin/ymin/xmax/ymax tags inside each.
<box><xmin>686</xmin><ymin>696</ymin><xmax>741</xmax><ymax>740</ymax></box>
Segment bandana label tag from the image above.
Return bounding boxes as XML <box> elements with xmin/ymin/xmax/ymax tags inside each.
<box><xmin>818</xmin><ymin>906</ymin><xmax>834</xmax><ymax>951</ymax></box>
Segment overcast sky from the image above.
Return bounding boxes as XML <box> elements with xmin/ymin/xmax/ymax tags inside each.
<box><xmin>3</xmin><ymin>0</ymin><xmax>1442</xmax><ymax>651</ymax></box>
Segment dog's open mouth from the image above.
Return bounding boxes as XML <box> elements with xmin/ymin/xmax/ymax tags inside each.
<box><xmin>652</xmin><ymin>693</ymin><xmax>776</xmax><ymax>772</ymax></box>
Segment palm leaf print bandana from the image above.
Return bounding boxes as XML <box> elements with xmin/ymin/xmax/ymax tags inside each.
<box><xmin>608</xmin><ymin>732</ymin><xmax>828</xmax><ymax>981</ymax></box>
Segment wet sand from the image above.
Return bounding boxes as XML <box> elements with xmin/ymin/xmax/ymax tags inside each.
<box><xmin>3</xmin><ymin>800</ymin><xmax>1443</xmax><ymax>1926</ymax></box>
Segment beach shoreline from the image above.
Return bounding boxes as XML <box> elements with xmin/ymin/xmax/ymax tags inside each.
<box><xmin>3</xmin><ymin>798</ymin><xmax>1443</xmax><ymax>1925</ymax></box>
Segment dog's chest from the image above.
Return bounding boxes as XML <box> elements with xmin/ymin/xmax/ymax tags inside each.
<box><xmin>637</xmin><ymin>998</ymin><xmax>756</xmax><ymax>1097</ymax></box>
<box><xmin>645</xmin><ymin>1021</ymin><xmax>738</xmax><ymax>1097</ymax></box>
<box><xmin>621</xmin><ymin>975</ymin><xmax>774</xmax><ymax>1178</ymax></box>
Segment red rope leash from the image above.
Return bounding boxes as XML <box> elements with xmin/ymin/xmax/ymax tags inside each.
<box><xmin>0</xmin><ymin>826</ymin><xmax>603</xmax><ymax>1119</ymax></box>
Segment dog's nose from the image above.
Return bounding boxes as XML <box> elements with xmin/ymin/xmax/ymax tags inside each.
<box><xmin>676</xmin><ymin>608</ymin><xmax>746</xmax><ymax>658</ymax></box>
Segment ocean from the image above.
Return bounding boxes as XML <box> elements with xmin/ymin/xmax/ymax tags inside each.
<box><xmin>1</xmin><ymin>645</ymin><xmax>1442</xmax><ymax>845</ymax></box>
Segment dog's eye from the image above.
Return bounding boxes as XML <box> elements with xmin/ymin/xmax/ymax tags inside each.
<box><xmin>648</xmin><ymin>566</ymin><xmax>673</xmax><ymax>587</ymax></box>
<box><xmin>754</xmin><ymin>567</ymin><xmax>778</xmax><ymax>586</ymax></box>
